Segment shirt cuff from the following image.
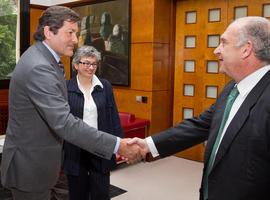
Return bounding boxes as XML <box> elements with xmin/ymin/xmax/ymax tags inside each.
<box><xmin>113</xmin><ymin>137</ymin><xmax>121</xmax><ymax>154</ymax></box>
<box><xmin>145</xmin><ymin>136</ymin><xmax>159</xmax><ymax>158</ymax></box>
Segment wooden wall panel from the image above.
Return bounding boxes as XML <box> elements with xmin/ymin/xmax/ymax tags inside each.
<box><xmin>0</xmin><ymin>90</ymin><xmax>8</xmax><ymax>106</ymax></box>
<box><xmin>153</xmin><ymin>0</ymin><xmax>173</xmax><ymax>43</ymax></box>
<box><xmin>30</xmin><ymin>8</ymin><xmax>43</xmax><ymax>45</ymax></box>
<box><xmin>113</xmin><ymin>89</ymin><xmax>152</xmax><ymax>120</ymax></box>
<box><xmin>0</xmin><ymin>90</ymin><xmax>9</xmax><ymax>134</ymax></box>
<box><xmin>131</xmin><ymin>0</ymin><xmax>154</xmax><ymax>43</ymax></box>
<box><xmin>174</xmin><ymin>0</ymin><xmax>228</xmax><ymax>161</ymax></box>
<box><xmin>130</xmin><ymin>44</ymin><xmax>153</xmax><ymax>91</ymax></box>
<box><xmin>149</xmin><ymin>0</ymin><xmax>174</xmax><ymax>135</ymax></box>
<box><xmin>150</xmin><ymin>90</ymin><xmax>171</xmax><ymax>134</ymax></box>
<box><xmin>152</xmin><ymin>43</ymin><xmax>170</xmax><ymax>91</ymax></box>
<box><xmin>175</xmin><ymin>144</ymin><xmax>205</xmax><ymax>161</ymax></box>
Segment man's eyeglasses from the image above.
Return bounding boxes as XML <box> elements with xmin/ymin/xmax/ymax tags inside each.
<box><xmin>79</xmin><ymin>61</ymin><xmax>98</xmax><ymax>68</ymax></box>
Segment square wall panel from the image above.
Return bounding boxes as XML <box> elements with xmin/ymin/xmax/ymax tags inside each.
<box><xmin>183</xmin><ymin>108</ymin><xmax>193</xmax><ymax>119</ymax></box>
<box><xmin>263</xmin><ymin>4</ymin><xmax>270</xmax><ymax>18</ymax></box>
<box><xmin>186</xmin><ymin>11</ymin><xmax>197</xmax><ymax>24</ymax></box>
<box><xmin>234</xmin><ymin>6</ymin><xmax>247</xmax><ymax>19</ymax></box>
<box><xmin>184</xmin><ymin>60</ymin><xmax>195</xmax><ymax>72</ymax></box>
<box><xmin>208</xmin><ymin>35</ymin><xmax>220</xmax><ymax>48</ymax></box>
<box><xmin>185</xmin><ymin>36</ymin><xmax>196</xmax><ymax>48</ymax></box>
<box><xmin>206</xmin><ymin>86</ymin><xmax>218</xmax><ymax>99</ymax></box>
<box><xmin>184</xmin><ymin>84</ymin><xmax>194</xmax><ymax>96</ymax></box>
<box><xmin>209</xmin><ymin>8</ymin><xmax>221</xmax><ymax>22</ymax></box>
<box><xmin>207</xmin><ymin>61</ymin><xmax>219</xmax><ymax>73</ymax></box>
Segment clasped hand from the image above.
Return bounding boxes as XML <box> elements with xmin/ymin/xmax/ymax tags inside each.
<box><xmin>117</xmin><ymin>137</ymin><xmax>150</xmax><ymax>164</ymax></box>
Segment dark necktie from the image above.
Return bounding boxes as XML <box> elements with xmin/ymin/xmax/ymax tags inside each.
<box><xmin>58</xmin><ymin>61</ymin><xmax>66</xmax><ymax>79</ymax></box>
<box><xmin>203</xmin><ymin>86</ymin><xmax>239</xmax><ymax>200</ymax></box>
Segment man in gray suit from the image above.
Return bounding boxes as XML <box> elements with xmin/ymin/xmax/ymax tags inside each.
<box><xmin>1</xmin><ymin>6</ymin><xmax>141</xmax><ymax>200</ymax></box>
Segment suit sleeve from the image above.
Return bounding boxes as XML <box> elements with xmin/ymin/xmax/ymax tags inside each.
<box><xmin>25</xmin><ymin>64</ymin><xmax>117</xmax><ymax>160</ymax></box>
<box><xmin>152</xmin><ymin>104</ymin><xmax>215</xmax><ymax>158</ymax></box>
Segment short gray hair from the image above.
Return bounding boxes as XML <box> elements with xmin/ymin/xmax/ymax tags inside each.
<box><xmin>72</xmin><ymin>45</ymin><xmax>101</xmax><ymax>68</ymax></box>
<box><xmin>234</xmin><ymin>16</ymin><xmax>270</xmax><ymax>63</ymax></box>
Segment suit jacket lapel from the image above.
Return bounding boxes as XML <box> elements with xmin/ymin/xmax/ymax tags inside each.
<box><xmin>212</xmin><ymin>71</ymin><xmax>270</xmax><ymax>170</ymax></box>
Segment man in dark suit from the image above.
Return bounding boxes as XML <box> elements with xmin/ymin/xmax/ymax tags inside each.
<box><xmin>129</xmin><ymin>16</ymin><xmax>270</xmax><ymax>200</ymax></box>
<box><xmin>1</xmin><ymin>6</ymin><xmax>141</xmax><ymax>200</ymax></box>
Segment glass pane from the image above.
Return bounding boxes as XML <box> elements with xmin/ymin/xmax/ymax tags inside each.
<box><xmin>184</xmin><ymin>60</ymin><xmax>195</xmax><ymax>72</ymax></box>
<box><xmin>186</xmin><ymin>11</ymin><xmax>196</xmax><ymax>24</ymax></box>
<box><xmin>209</xmin><ymin>9</ymin><xmax>220</xmax><ymax>22</ymax></box>
<box><xmin>206</xmin><ymin>86</ymin><xmax>218</xmax><ymax>98</ymax></box>
<box><xmin>234</xmin><ymin>7</ymin><xmax>247</xmax><ymax>19</ymax></box>
<box><xmin>183</xmin><ymin>108</ymin><xmax>193</xmax><ymax>119</ymax></box>
<box><xmin>207</xmin><ymin>61</ymin><xmax>219</xmax><ymax>73</ymax></box>
<box><xmin>185</xmin><ymin>36</ymin><xmax>196</xmax><ymax>48</ymax></box>
<box><xmin>263</xmin><ymin>4</ymin><xmax>270</xmax><ymax>18</ymax></box>
<box><xmin>208</xmin><ymin>35</ymin><xmax>220</xmax><ymax>48</ymax></box>
<box><xmin>184</xmin><ymin>84</ymin><xmax>194</xmax><ymax>96</ymax></box>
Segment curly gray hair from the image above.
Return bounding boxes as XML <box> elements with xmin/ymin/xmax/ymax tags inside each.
<box><xmin>72</xmin><ymin>45</ymin><xmax>101</xmax><ymax>69</ymax></box>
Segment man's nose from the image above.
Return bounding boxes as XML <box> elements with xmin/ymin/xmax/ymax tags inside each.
<box><xmin>72</xmin><ymin>33</ymin><xmax>78</xmax><ymax>44</ymax></box>
<box><xmin>213</xmin><ymin>44</ymin><xmax>221</xmax><ymax>55</ymax></box>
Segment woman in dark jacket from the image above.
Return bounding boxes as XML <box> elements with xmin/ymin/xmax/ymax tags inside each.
<box><xmin>63</xmin><ymin>45</ymin><xmax>123</xmax><ymax>200</ymax></box>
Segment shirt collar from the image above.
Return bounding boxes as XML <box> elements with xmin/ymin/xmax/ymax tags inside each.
<box><xmin>237</xmin><ymin>65</ymin><xmax>270</xmax><ymax>98</ymax></box>
<box><xmin>42</xmin><ymin>41</ymin><xmax>61</xmax><ymax>63</ymax></box>
<box><xmin>92</xmin><ymin>75</ymin><xmax>103</xmax><ymax>88</ymax></box>
<box><xmin>76</xmin><ymin>74</ymin><xmax>103</xmax><ymax>92</ymax></box>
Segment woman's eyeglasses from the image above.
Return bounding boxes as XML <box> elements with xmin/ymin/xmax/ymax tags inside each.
<box><xmin>79</xmin><ymin>61</ymin><xmax>98</xmax><ymax>68</ymax></box>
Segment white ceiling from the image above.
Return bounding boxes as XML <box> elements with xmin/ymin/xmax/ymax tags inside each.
<box><xmin>30</xmin><ymin>0</ymin><xmax>79</xmax><ymax>6</ymax></box>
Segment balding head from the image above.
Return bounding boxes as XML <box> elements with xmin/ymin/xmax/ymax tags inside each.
<box><xmin>230</xmin><ymin>16</ymin><xmax>270</xmax><ymax>63</ymax></box>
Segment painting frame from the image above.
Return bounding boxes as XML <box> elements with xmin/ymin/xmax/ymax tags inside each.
<box><xmin>71</xmin><ymin>0</ymin><xmax>131</xmax><ymax>86</ymax></box>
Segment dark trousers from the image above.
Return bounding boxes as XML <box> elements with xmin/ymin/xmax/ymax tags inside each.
<box><xmin>67</xmin><ymin>151</ymin><xmax>110</xmax><ymax>200</ymax></box>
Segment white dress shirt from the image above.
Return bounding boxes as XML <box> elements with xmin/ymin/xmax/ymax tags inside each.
<box><xmin>147</xmin><ymin>65</ymin><xmax>270</xmax><ymax>157</ymax></box>
<box><xmin>76</xmin><ymin>75</ymin><xmax>103</xmax><ymax>129</ymax></box>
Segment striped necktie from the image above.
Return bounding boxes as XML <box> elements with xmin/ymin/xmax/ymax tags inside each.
<box><xmin>58</xmin><ymin>61</ymin><xmax>66</xmax><ymax>79</ymax></box>
<box><xmin>203</xmin><ymin>86</ymin><xmax>239</xmax><ymax>200</ymax></box>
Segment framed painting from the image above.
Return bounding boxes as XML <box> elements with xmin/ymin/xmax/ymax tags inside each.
<box><xmin>71</xmin><ymin>0</ymin><xmax>130</xmax><ymax>86</ymax></box>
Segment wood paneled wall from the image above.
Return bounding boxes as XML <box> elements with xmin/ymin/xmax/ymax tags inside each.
<box><xmin>114</xmin><ymin>0</ymin><xmax>175</xmax><ymax>135</ymax></box>
<box><xmin>0</xmin><ymin>90</ymin><xmax>8</xmax><ymax>106</ymax></box>
<box><xmin>29</xmin><ymin>0</ymin><xmax>175</xmax><ymax>136</ymax></box>
<box><xmin>0</xmin><ymin>90</ymin><xmax>8</xmax><ymax>134</ymax></box>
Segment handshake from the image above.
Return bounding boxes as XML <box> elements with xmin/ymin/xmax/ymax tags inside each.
<box><xmin>117</xmin><ymin>137</ymin><xmax>151</xmax><ymax>164</ymax></box>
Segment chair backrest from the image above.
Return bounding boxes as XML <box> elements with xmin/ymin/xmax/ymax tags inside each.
<box><xmin>118</xmin><ymin>112</ymin><xmax>135</xmax><ymax>124</ymax></box>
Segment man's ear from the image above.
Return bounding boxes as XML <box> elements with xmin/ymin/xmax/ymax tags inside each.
<box><xmin>241</xmin><ymin>41</ymin><xmax>253</xmax><ymax>59</ymax></box>
<box><xmin>43</xmin><ymin>26</ymin><xmax>52</xmax><ymax>39</ymax></box>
